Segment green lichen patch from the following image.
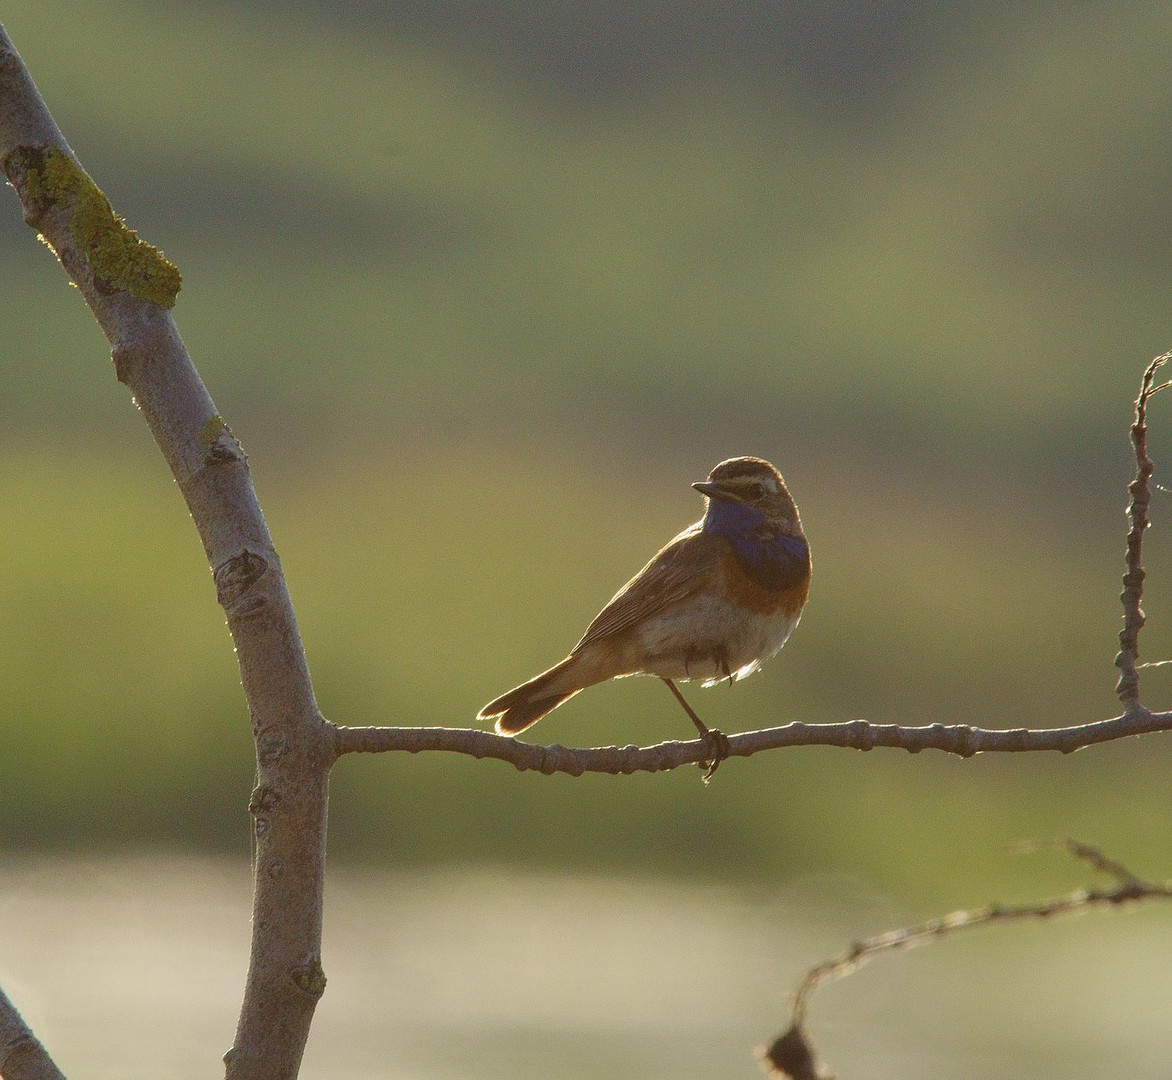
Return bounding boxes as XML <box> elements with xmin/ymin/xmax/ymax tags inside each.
<box><xmin>200</xmin><ymin>414</ymin><xmax>229</xmax><ymax>447</ymax></box>
<box><xmin>30</xmin><ymin>146</ymin><xmax>182</xmax><ymax>308</ymax></box>
<box><xmin>292</xmin><ymin>960</ymin><xmax>327</xmax><ymax>998</ymax></box>
<box><xmin>2</xmin><ymin>145</ymin><xmax>50</xmax><ymax>217</ymax></box>
<box><xmin>199</xmin><ymin>414</ymin><xmax>244</xmax><ymax>468</ymax></box>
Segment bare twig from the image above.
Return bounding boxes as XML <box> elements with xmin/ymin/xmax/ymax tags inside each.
<box><xmin>0</xmin><ymin>983</ymin><xmax>66</xmax><ymax>1080</ymax></box>
<box><xmin>1116</xmin><ymin>352</ymin><xmax>1172</xmax><ymax>707</ymax></box>
<box><xmin>0</xmin><ymin>25</ymin><xmax>331</xmax><ymax>1080</ymax></box>
<box><xmin>1015</xmin><ymin>837</ymin><xmax>1143</xmax><ymax>887</ymax></box>
<box><xmin>761</xmin><ymin>842</ymin><xmax>1172</xmax><ymax>1080</ymax></box>
<box><xmin>333</xmin><ymin>706</ymin><xmax>1172</xmax><ymax>773</ymax></box>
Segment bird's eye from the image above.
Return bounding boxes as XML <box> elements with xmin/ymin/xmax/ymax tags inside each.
<box><xmin>745</xmin><ymin>482</ymin><xmax>765</xmax><ymax>501</ymax></box>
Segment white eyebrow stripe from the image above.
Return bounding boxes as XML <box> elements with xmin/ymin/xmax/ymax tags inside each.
<box><xmin>724</xmin><ymin>475</ymin><xmax>780</xmax><ymax>494</ymax></box>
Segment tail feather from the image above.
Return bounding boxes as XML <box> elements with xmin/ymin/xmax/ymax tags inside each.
<box><xmin>478</xmin><ymin>657</ymin><xmax>583</xmax><ymax>735</ymax></box>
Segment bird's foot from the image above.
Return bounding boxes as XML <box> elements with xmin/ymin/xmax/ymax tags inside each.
<box><xmin>697</xmin><ymin>726</ymin><xmax>731</xmax><ymax>784</ymax></box>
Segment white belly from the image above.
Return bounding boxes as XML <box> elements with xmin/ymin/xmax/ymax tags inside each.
<box><xmin>632</xmin><ymin>593</ymin><xmax>801</xmax><ymax>684</ymax></box>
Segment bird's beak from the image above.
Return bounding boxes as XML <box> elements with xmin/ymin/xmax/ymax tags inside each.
<box><xmin>692</xmin><ymin>480</ymin><xmax>735</xmax><ymax>500</ymax></box>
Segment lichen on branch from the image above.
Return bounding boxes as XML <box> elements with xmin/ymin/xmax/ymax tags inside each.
<box><xmin>3</xmin><ymin>143</ymin><xmax>181</xmax><ymax>307</ymax></box>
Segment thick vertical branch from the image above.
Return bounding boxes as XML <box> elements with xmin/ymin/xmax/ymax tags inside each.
<box><xmin>0</xmin><ymin>984</ymin><xmax>66</xmax><ymax>1080</ymax></box>
<box><xmin>1115</xmin><ymin>352</ymin><xmax>1171</xmax><ymax>708</ymax></box>
<box><xmin>0</xmin><ymin>26</ymin><xmax>333</xmax><ymax>1079</ymax></box>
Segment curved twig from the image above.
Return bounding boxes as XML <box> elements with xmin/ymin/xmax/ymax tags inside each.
<box><xmin>761</xmin><ymin>841</ymin><xmax>1172</xmax><ymax>1080</ymax></box>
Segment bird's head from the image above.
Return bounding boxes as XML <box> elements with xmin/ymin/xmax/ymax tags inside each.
<box><xmin>693</xmin><ymin>457</ymin><xmax>803</xmax><ymax>534</ymax></box>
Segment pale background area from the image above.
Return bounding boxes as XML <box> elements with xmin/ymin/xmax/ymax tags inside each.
<box><xmin>2</xmin><ymin>857</ymin><xmax>1169</xmax><ymax>1079</ymax></box>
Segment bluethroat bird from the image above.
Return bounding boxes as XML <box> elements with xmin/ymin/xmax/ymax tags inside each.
<box><xmin>478</xmin><ymin>457</ymin><xmax>810</xmax><ymax>769</ymax></box>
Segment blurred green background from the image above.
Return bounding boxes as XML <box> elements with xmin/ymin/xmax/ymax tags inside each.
<box><xmin>2</xmin><ymin>0</ymin><xmax>1171</xmax><ymax>914</ymax></box>
<box><xmin>6</xmin><ymin>3</ymin><xmax>1172</xmax><ymax>1076</ymax></box>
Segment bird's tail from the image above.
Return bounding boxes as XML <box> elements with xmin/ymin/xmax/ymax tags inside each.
<box><xmin>477</xmin><ymin>656</ymin><xmax>584</xmax><ymax>735</ymax></box>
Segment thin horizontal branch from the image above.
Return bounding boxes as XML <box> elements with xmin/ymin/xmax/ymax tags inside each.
<box><xmin>332</xmin><ymin>705</ymin><xmax>1172</xmax><ymax>774</ymax></box>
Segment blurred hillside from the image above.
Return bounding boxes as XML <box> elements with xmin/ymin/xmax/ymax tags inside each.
<box><xmin>0</xmin><ymin>0</ymin><xmax>1170</xmax><ymax>901</ymax></box>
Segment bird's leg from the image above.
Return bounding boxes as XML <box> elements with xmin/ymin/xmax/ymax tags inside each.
<box><xmin>660</xmin><ymin>676</ymin><xmax>708</xmax><ymax>737</ymax></box>
<box><xmin>660</xmin><ymin>677</ymin><xmax>730</xmax><ymax>783</ymax></box>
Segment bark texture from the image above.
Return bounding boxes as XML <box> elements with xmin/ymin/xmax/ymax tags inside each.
<box><xmin>0</xmin><ymin>25</ymin><xmax>334</xmax><ymax>1079</ymax></box>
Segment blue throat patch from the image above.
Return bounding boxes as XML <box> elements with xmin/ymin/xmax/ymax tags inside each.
<box><xmin>702</xmin><ymin>498</ymin><xmax>810</xmax><ymax>589</ymax></box>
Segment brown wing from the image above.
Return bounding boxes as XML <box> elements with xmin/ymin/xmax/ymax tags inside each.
<box><xmin>572</xmin><ymin>521</ymin><xmax>718</xmax><ymax>651</ymax></box>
